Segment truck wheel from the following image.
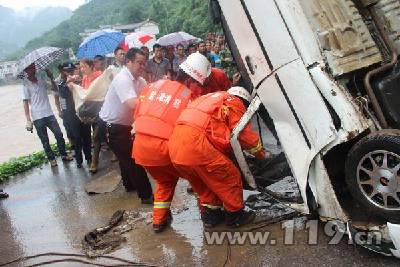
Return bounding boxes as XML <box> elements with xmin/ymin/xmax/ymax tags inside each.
<box><xmin>345</xmin><ymin>130</ymin><xmax>400</xmax><ymax>223</ymax></box>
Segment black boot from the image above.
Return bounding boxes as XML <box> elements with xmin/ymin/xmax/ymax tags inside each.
<box><xmin>225</xmin><ymin>209</ymin><xmax>255</xmax><ymax>228</ymax></box>
<box><xmin>201</xmin><ymin>207</ymin><xmax>225</xmax><ymax>229</ymax></box>
<box><xmin>153</xmin><ymin>212</ymin><xmax>172</xmax><ymax>233</ymax></box>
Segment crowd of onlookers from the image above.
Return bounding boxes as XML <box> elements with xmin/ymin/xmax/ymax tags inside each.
<box><xmin>142</xmin><ymin>32</ymin><xmax>236</xmax><ymax>82</ymax></box>
<box><xmin>13</xmin><ymin>30</ymin><xmax>266</xmax><ymax>232</ymax></box>
<box><xmin>18</xmin><ymin>31</ymin><xmax>237</xmax><ymax>179</ymax></box>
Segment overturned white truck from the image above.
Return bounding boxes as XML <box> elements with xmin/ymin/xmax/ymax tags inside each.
<box><xmin>209</xmin><ymin>0</ymin><xmax>400</xmax><ymax>257</ymax></box>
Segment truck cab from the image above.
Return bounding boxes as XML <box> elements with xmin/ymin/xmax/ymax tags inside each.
<box><xmin>210</xmin><ymin>0</ymin><xmax>400</xmax><ymax>257</ymax></box>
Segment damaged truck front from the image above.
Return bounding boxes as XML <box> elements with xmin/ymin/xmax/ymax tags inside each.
<box><xmin>210</xmin><ymin>0</ymin><xmax>400</xmax><ymax>258</ymax></box>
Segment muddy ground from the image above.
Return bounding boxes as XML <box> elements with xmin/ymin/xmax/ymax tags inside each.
<box><xmin>0</xmin><ymin>150</ymin><xmax>399</xmax><ymax>267</ymax></box>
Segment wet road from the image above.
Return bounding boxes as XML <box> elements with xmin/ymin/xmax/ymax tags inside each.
<box><xmin>0</xmin><ymin>153</ymin><xmax>399</xmax><ymax>266</ymax></box>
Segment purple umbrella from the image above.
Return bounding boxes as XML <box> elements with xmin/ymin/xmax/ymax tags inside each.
<box><xmin>157</xmin><ymin>31</ymin><xmax>200</xmax><ymax>47</ymax></box>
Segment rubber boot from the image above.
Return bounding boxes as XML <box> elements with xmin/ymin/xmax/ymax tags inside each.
<box><xmin>153</xmin><ymin>212</ymin><xmax>172</xmax><ymax>233</ymax></box>
<box><xmin>201</xmin><ymin>207</ymin><xmax>225</xmax><ymax>229</ymax></box>
<box><xmin>225</xmin><ymin>209</ymin><xmax>255</xmax><ymax>228</ymax></box>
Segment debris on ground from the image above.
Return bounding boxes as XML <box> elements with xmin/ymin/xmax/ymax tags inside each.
<box><xmin>171</xmin><ymin>206</ymin><xmax>189</xmax><ymax>215</ymax></box>
<box><xmin>245</xmin><ymin>193</ymin><xmax>298</xmax><ymax>226</ymax></box>
<box><xmin>84</xmin><ymin>170</ymin><xmax>122</xmax><ymax>194</ymax></box>
<box><xmin>82</xmin><ymin>210</ymin><xmax>152</xmax><ymax>257</ymax></box>
<box><xmin>263</xmin><ymin>176</ymin><xmax>303</xmax><ymax>203</ymax></box>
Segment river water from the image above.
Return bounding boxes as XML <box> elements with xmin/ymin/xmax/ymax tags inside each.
<box><xmin>0</xmin><ymin>84</ymin><xmax>66</xmax><ymax>163</ymax></box>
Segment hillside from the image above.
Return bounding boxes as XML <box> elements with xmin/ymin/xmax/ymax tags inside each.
<box><xmin>9</xmin><ymin>0</ymin><xmax>219</xmax><ymax>60</ymax></box>
<box><xmin>148</xmin><ymin>0</ymin><xmax>220</xmax><ymax>37</ymax></box>
<box><xmin>0</xmin><ymin>6</ymin><xmax>72</xmax><ymax>60</ymax></box>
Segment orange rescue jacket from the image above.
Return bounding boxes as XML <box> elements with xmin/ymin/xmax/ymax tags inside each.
<box><xmin>177</xmin><ymin>92</ymin><xmax>230</xmax><ymax>151</ymax></box>
<box><xmin>135</xmin><ymin>80</ymin><xmax>192</xmax><ymax>140</ymax></box>
<box><xmin>168</xmin><ymin>95</ymin><xmax>265</xmax><ymax>166</ymax></box>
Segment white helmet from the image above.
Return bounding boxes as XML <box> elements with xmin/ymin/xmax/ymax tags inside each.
<box><xmin>179</xmin><ymin>52</ymin><xmax>211</xmax><ymax>85</ymax></box>
<box><xmin>228</xmin><ymin>86</ymin><xmax>252</xmax><ymax>102</ymax></box>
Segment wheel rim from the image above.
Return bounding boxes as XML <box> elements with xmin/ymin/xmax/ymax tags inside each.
<box><xmin>356</xmin><ymin>150</ymin><xmax>400</xmax><ymax>211</ymax></box>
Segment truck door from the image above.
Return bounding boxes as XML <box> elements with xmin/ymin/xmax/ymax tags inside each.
<box><xmin>217</xmin><ymin>0</ymin><xmax>337</xmax><ymax>210</ymax></box>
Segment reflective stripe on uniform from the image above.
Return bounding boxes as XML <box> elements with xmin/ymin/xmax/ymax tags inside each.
<box><xmin>201</xmin><ymin>203</ymin><xmax>223</xmax><ymax>210</ymax></box>
<box><xmin>246</xmin><ymin>140</ymin><xmax>263</xmax><ymax>155</ymax></box>
<box><xmin>221</xmin><ymin>105</ymin><xmax>229</xmax><ymax>116</ymax></box>
<box><xmin>154</xmin><ymin>201</ymin><xmax>171</xmax><ymax>209</ymax></box>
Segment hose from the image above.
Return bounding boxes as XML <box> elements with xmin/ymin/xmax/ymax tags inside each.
<box><xmin>0</xmin><ymin>252</ymin><xmax>162</xmax><ymax>267</ymax></box>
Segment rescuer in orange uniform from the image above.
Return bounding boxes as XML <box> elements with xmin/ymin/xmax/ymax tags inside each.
<box><xmin>189</xmin><ymin>67</ymin><xmax>231</xmax><ymax>98</ymax></box>
<box><xmin>169</xmin><ymin>87</ymin><xmax>268</xmax><ymax>228</ymax></box>
<box><xmin>132</xmin><ymin>53</ymin><xmax>213</xmax><ymax>233</ymax></box>
<box><xmin>181</xmin><ymin>54</ymin><xmax>241</xmax><ymax>195</ymax></box>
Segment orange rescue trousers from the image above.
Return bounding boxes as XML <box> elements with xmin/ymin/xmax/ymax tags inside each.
<box><xmin>173</xmin><ymin>152</ymin><xmax>244</xmax><ymax>213</ymax></box>
<box><xmin>144</xmin><ymin>165</ymin><xmax>179</xmax><ymax>226</ymax></box>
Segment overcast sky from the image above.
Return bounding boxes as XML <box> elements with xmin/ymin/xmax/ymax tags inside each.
<box><xmin>0</xmin><ymin>0</ymin><xmax>86</xmax><ymax>10</ymax></box>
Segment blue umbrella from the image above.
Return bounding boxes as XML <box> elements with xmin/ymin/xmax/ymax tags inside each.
<box><xmin>77</xmin><ymin>29</ymin><xmax>124</xmax><ymax>59</ymax></box>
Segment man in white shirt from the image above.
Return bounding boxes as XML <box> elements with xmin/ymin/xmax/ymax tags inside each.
<box><xmin>22</xmin><ymin>63</ymin><xmax>73</xmax><ymax>167</ymax></box>
<box><xmin>99</xmin><ymin>48</ymin><xmax>153</xmax><ymax>203</ymax></box>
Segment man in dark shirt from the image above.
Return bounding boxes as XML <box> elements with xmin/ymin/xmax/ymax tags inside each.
<box><xmin>145</xmin><ymin>44</ymin><xmax>172</xmax><ymax>82</ymax></box>
<box><xmin>187</xmin><ymin>43</ymin><xmax>197</xmax><ymax>55</ymax></box>
<box><xmin>59</xmin><ymin>62</ymin><xmax>92</xmax><ymax>168</ymax></box>
<box><xmin>198</xmin><ymin>41</ymin><xmax>213</xmax><ymax>64</ymax></box>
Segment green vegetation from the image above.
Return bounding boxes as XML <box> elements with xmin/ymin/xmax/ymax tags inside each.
<box><xmin>148</xmin><ymin>0</ymin><xmax>220</xmax><ymax>37</ymax></box>
<box><xmin>9</xmin><ymin>0</ymin><xmax>219</xmax><ymax>60</ymax></box>
<box><xmin>0</xmin><ymin>144</ymin><xmax>71</xmax><ymax>182</ymax></box>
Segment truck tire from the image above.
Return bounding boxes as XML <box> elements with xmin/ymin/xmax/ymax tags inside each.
<box><xmin>345</xmin><ymin>130</ymin><xmax>400</xmax><ymax>223</ymax></box>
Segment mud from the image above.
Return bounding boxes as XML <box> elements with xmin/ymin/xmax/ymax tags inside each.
<box><xmin>82</xmin><ymin>210</ymin><xmax>152</xmax><ymax>258</ymax></box>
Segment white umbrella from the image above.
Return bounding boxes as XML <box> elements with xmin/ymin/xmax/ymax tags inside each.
<box><xmin>157</xmin><ymin>31</ymin><xmax>200</xmax><ymax>47</ymax></box>
<box><xmin>17</xmin><ymin>47</ymin><xmax>65</xmax><ymax>77</ymax></box>
<box><xmin>125</xmin><ymin>31</ymin><xmax>155</xmax><ymax>48</ymax></box>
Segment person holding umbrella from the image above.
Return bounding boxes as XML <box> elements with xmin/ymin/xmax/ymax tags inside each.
<box><xmin>22</xmin><ymin>63</ymin><xmax>73</xmax><ymax>167</ymax></box>
<box><xmin>93</xmin><ymin>55</ymin><xmax>106</xmax><ymax>72</ymax></box>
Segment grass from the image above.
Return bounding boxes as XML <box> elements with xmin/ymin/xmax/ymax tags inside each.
<box><xmin>0</xmin><ymin>143</ymin><xmax>71</xmax><ymax>183</ymax></box>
